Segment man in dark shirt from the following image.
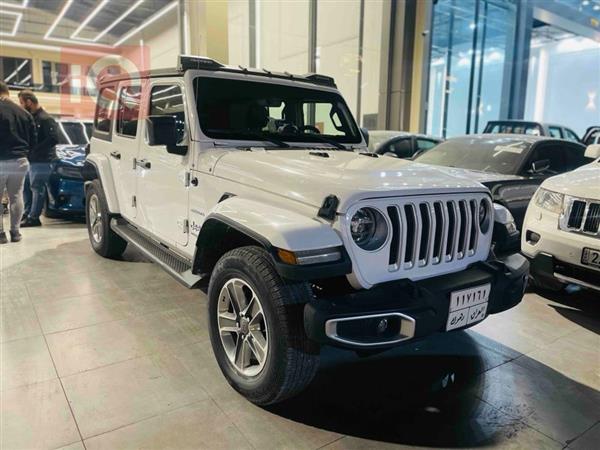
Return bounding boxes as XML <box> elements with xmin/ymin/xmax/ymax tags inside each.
<box><xmin>19</xmin><ymin>90</ymin><xmax>58</xmax><ymax>227</ymax></box>
<box><xmin>0</xmin><ymin>82</ymin><xmax>36</xmax><ymax>243</ymax></box>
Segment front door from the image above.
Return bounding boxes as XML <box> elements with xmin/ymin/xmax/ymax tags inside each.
<box><xmin>136</xmin><ymin>81</ymin><xmax>190</xmax><ymax>247</ymax></box>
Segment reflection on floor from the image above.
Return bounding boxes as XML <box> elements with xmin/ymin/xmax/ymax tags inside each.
<box><xmin>1</xmin><ymin>218</ymin><xmax>599</xmax><ymax>449</ymax></box>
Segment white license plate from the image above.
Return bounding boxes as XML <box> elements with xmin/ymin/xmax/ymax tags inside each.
<box><xmin>581</xmin><ymin>247</ymin><xmax>600</xmax><ymax>269</ymax></box>
<box><xmin>446</xmin><ymin>283</ymin><xmax>491</xmax><ymax>331</ymax></box>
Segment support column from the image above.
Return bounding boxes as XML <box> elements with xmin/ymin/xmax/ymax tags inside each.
<box><xmin>182</xmin><ymin>0</ymin><xmax>229</xmax><ymax>64</ymax></box>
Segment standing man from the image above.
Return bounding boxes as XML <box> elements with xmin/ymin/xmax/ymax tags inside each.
<box><xmin>0</xmin><ymin>82</ymin><xmax>36</xmax><ymax>243</ymax></box>
<box><xmin>19</xmin><ymin>90</ymin><xmax>58</xmax><ymax>227</ymax></box>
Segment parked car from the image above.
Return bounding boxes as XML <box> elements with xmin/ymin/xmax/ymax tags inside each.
<box><xmin>367</xmin><ymin>130</ymin><xmax>442</xmax><ymax>159</ymax></box>
<box><xmin>522</xmin><ymin>144</ymin><xmax>600</xmax><ymax>292</ymax></box>
<box><xmin>582</xmin><ymin>126</ymin><xmax>600</xmax><ymax>146</ymax></box>
<box><xmin>483</xmin><ymin>120</ymin><xmax>580</xmax><ymax>142</ymax></box>
<box><xmin>84</xmin><ymin>55</ymin><xmax>527</xmax><ymax>405</ymax></box>
<box><xmin>413</xmin><ymin>135</ymin><xmax>590</xmax><ymax>233</ymax></box>
<box><xmin>45</xmin><ymin>119</ymin><xmax>92</xmax><ymax>218</ymax></box>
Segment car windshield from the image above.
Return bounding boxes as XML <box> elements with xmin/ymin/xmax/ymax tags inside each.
<box><xmin>57</xmin><ymin>121</ymin><xmax>91</xmax><ymax>145</ymax></box>
<box><xmin>194</xmin><ymin>77</ymin><xmax>361</xmax><ymax>146</ymax></box>
<box><xmin>414</xmin><ymin>137</ymin><xmax>533</xmax><ymax>175</ymax></box>
<box><xmin>484</xmin><ymin>122</ymin><xmax>543</xmax><ymax>136</ymax></box>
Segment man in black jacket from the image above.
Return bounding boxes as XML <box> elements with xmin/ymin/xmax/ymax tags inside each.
<box><xmin>19</xmin><ymin>90</ymin><xmax>58</xmax><ymax>227</ymax></box>
<box><xmin>0</xmin><ymin>82</ymin><xmax>36</xmax><ymax>243</ymax></box>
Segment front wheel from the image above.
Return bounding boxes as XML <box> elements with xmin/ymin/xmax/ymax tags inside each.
<box><xmin>86</xmin><ymin>180</ymin><xmax>127</xmax><ymax>259</ymax></box>
<box><xmin>208</xmin><ymin>246</ymin><xmax>319</xmax><ymax>405</ymax></box>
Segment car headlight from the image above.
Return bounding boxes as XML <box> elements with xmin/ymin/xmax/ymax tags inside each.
<box><xmin>534</xmin><ymin>188</ymin><xmax>564</xmax><ymax>214</ymax></box>
<box><xmin>56</xmin><ymin>165</ymin><xmax>83</xmax><ymax>179</ymax></box>
<box><xmin>478</xmin><ymin>199</ymin><xmax>492</xmax><ymax>233</ymax></box>
<box><xmin>350</xmin><ymin>207</ymin><xmax>388</xmax><ymax>251</ymax></box>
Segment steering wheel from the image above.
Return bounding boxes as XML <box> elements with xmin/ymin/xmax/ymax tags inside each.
<box><xmin>300</xmin><ymin>125</ymin><xmax>321</xmax><ymax>134</ymax></box>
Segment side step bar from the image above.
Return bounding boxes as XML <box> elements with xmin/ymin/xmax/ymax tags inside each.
<box><xmin>110</xmin><ymin>218</ymin><xmax>202</xmax><ymax>288</ymax></box>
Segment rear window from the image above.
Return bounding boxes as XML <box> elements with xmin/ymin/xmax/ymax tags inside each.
<box><xmin>94</xmin><ymin>86</ymin><xmax>116</xmax><ymax>133</ymax></box>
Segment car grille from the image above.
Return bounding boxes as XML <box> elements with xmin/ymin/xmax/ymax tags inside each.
<box><xmin>343</xmin><ymin>193</ymin><xmax>493</xmax><ymax>287</ymax></box>
<box><xmin>562</xmin><ymin>197</ymin><xmax>600</xmax><ymax>235</ymax></box>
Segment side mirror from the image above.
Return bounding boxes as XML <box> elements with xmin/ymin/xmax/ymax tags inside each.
<box><xmin>360</xmin><ymin>127</ymin><xmax>369</xmax><ymax>147</ymax></box>
<box><xmin>585</xmin><ymin>144</ymin><xmax>600</xmax><ymax>159</ymax></box>
<box><xmin>146</xmin><ymin>115</ymin><xmax>187</xmax><ymax>155</ymax></box>
<box><xmin>530</xmin><ymin>159</ymin><xmax>550</xmax><ymax>174</ymax></box>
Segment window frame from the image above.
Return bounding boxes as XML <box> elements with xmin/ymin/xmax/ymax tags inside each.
<box><xmin>93</xmin><ymin>84</ymin><xmax>117</xmax><ymax>141</ymax></box>
<box><xmin>145</xmin><ymin>81</ymin><xmax>188</xmax><ymax>148</ymax></box>
<box><xmin>115</xmin><ymin>84</ymin><xmax>142</xmax><ymax>139</ymax></box>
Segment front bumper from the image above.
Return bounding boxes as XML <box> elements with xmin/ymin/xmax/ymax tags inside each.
<box><xmin>529</xmin><ymin>253</ymin><xmax>600</xmax><ymax>291</ymax></box>
<box><xmin>47</xmin><ymin>175</ymin><xmax>85</xmax><ymax>214</ymax></box>
<box><xmin>304</xmin><ymin>253</ymin><xmax>528</xmax><ymax>349</ymax></box>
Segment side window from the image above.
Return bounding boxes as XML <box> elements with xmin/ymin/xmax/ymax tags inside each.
<box><xmin>564</xmin><ymin>129</ymin><xmax>579</xmax><ymax>142</ymax></box>
<box><xmin>548</xmin><ymin>127</ymin><xmax>562</xmax><ymax>138</ymax></box>
<box><xmin>564</xmin><ymin>145</ymin><xmax>587</xmax><ymax>170</ymax></box>
<box><xmin>528</xmin><ymin>145</ymin><xmax>567</xmax><ymax>174</ymax></box>
<box><xmin>116</xmin><ymin>86</ymin><xmax>141</xmax><ymax>137</ymax></box>
<box><xmin>416</xmin><ymin>138</ymin><xmax>438</xmax><ymax>152</ymax></box>
<box><xmin>148</xmin><ymin>84</ymin><xmax>186</xmax><ymax>144</ymax></box>
<box><xmin>94</xmin><ymin>86</ymin><xmax>116</xmax><ymax>133</ymax></box>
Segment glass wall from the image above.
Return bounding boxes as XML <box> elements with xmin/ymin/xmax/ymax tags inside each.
<box><xmin>227</xmin><ymin>0</ymin><xmax>383</xmax><ymax>127</ymax></box>
<box><xmin>426</xmin><ymin>0</ymin><xmax>517</xmax><ymax>137</ymax></box>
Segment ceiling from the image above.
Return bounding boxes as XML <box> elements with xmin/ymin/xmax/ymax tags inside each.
<box><xmin>0</xmin><ymin>0</ymin><xmax>176</xmax><ymax>48</ymax></box>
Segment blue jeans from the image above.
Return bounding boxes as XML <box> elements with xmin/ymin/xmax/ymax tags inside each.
<box><xmin>24</xmin><ymin>162</ymin><xmax>51</xmax><ymax>220</ymax></box>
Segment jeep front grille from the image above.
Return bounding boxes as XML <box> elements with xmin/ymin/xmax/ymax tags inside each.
<box><xmin>562</xmin><ymin>197</ymin><xmax>600</xmax><ymax>235</ymax></box>
<box><xmin>343</xmin><ymin>193</ymin><xmax>493</xmax><ymax>287</ymax></box>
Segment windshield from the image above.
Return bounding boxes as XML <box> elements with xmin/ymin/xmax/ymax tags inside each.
<box><xmin>57</xmin><ymin>121</ymin><xmax>91</xmax><ymax>145</ymax></box>
<box><xmin>194</xmin><ymin>77</ymin><xmax>361</xmax><ymax>145</ymax></box>
<box><xmin>415</xmin><ymin>137</ymin><xmax>533</xmax><ymax>175</ymax></box>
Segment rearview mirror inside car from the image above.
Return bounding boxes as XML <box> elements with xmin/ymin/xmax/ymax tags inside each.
<box><xmin>584</xmin><ymin>144</ymin><xmax>600</xmax><ymax>160</ymax></box>
<box><xmin>530</xmin><ymin>159</ymin><xmax>550</xmax><ymax>174</ymax></box>
<box><xmin>146</xmin><ymin>115</ymin><xmax>188</xmax><ymax>155</ymax></box>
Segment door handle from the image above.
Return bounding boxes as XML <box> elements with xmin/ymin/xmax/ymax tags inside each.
<box><xmin>110</xmin><ymin>151</ymin><xmax>121</xmax><ymax>160</ymax></box>
<box><xmin>136</xmin><ymin>159</ymin><xmax>151</xmax><ymax>169</ymax></box>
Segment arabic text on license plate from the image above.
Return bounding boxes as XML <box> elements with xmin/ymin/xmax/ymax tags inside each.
<box><xmin>446</xmin><ymin>284</ymin><xmax>491</xmax><ymax>331</ymax></box>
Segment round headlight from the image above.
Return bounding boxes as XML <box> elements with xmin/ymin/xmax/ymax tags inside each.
<box><xmin>350</xmin><ymin>207</ymin><xmax>388</xmax><ymax>251</ymax></box>
<box><xmin>478</xmin><ymin>200</ymin><xmax>491</xmax><ymax>233</ymax></box>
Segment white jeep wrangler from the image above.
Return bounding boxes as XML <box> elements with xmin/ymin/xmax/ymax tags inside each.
<box><xmin>83</xmin><ymin>55</ymin><xmax>528</xmax><ymax>405</ymax></box>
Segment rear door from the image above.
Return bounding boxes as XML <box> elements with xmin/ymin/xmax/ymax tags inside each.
<box><xmin>135</xmin><ymin>80</ymin><xmax>190</xmax><ymax>247</ymax></box>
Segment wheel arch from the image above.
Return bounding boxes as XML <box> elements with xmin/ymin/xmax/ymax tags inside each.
<box><xmin>82</xmin><ymin>154</ymin><xmax>120</xmax><ymax>214</ymax></box>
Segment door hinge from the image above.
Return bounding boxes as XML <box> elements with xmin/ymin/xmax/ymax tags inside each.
<box><xmin>183</xmin><ymin>219</ymin><xmax>189</xmax><ymax>233</ymax></box>
<box><xmin>132</xmin><ymin>195</ymin><xmax>137</xmax><ymax>207</ymax></box>
<box><xmin>184</xmin><ymin>171</ymin><xmax>191</xmax><ymax>187</ymax></box>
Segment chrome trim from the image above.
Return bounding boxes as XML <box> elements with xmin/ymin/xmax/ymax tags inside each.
<box><xmin>324</xmin><ymin>312</ymin><xmax>416</xmax><ymax>347</ymax></box>
<box><xmin>553</xmin><ymin>273</ymin><xmax>600</xmax><ymax>292</ymax></box>
<box><xmin>560</xmin><ymin>196</ymin><xmax>600</xmax><ymax>236</ymax></box>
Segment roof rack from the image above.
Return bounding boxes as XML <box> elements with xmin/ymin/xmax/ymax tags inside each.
<box><xmin>99</xmin><ymin>55</ymin><xmax>337</xmax><ymax>88</ymax></box>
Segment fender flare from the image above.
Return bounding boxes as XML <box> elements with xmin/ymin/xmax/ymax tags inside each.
<box><xmin>83</xmin><ymin>154</ymin><xmax>120</xmax><ymax>214</ymax></box>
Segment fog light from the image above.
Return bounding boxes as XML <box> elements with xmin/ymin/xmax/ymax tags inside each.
<box><xmin>526</xmin><ymin>230</ymin><xmax>540</xmax><ymax>245</ymax></box>
<box><xmin>376</xmin><ymin>318</ymin><xmax>388</xmax><ymax>334</ymax></box>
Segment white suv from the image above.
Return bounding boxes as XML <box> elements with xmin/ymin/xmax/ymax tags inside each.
<box><xmin>83</xmin><ymin>55</ymin><xmax>528</xmax><ymax>404</ymax></box>
<box><xmin>522</xmin><ymin>145</ymin><xmax>600</xmax><ymax>292</ymax></box>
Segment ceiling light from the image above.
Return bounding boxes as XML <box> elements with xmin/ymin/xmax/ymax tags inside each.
<box><xmin>0</xmin><ymin>0</ymin><xmax>28</xmax><ymax>9</ymax></box>
<box><xmin>44</xmin><ymin>0</ymin><xmax>74</xmax><ymax>40</ymax></box>
<box><xmin>112</xmin><ymin>1</ymin><xmax>177</xmax><ymax>47</ymax></box>
<box><xmin>0</xmin><ymin>11</ymin><xmax>22</xmax><ymax>37</ymax></box>
<box><xmin>71</xmin><ymin>0</ymin><xmax>110</xmax><ymax>39</ymax></box>
<box><xmin>93</xmin><ymin>0</ymin><xmax>144</xmax><ymax>43</ymax></box>
<box><xmin>0</xmin><ymin>38</ymin><xmax>112</xmax><ymax>57</ymax></box>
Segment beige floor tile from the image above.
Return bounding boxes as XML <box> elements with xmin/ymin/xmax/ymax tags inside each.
<box><xmin>1</xmin><ymin>335</ymin><xmax>57</xmax><ymax>391</ymax></box>
<box><xmin>61</xmin><ymin>353</ymin><xmax>209</xmax><ymax>438</ymax></box>
<box><xmin>523</xmin><ymin>329</ymin><xmax>600</xmax><ymax>390</ymax></box>
<box><xmin>46</xmin><ymin>307</ymin><xmax>207</xmax><ymax>376</ymax></box>
<box><xmin>1</xmin><ymin>302</ymin><xmax>41</xmax><ymax>343</ymax></box>
<box><xmin>84</xmin><ymin>399</ymin><xmax>251</xmax><ymax>450</ymax></box>
<box><xmin>26</xmin><ymin>273</ymin><xmax>117</xmax><ymax>303</ymax></box>
<box><xmin>55</xmin><ymin>442</ymin><xmax>86</xmax><ymax>450</ymax></box>
<box><xmin>0</xmin><ymin>379</ymin><xmax>80</xmax><ymax>450</ymax></box>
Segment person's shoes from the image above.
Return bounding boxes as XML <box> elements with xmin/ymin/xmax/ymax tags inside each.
<box><xmin>0</xmin><ymin>232</ymin><xmax>7</xmax><ymax>244</ymax></box>
<box><xmin>20</xmin><ymin>218</ymin><xmax>42</xmax><ymax>227</ymax></box>
<box><xmin>10</xmin><ymin>230</ymin><xmax>22</xmax><ymax>242</ymax></box>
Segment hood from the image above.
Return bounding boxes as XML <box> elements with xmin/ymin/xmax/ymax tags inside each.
<box><xmin>55</xmin><ymin>145</ymin><xmax>86</xmax><ymax>166</ymax></box>
<box><xmin>213</xmin><ymin>149</ymin><xmax>488</xmax><ymax>212</ymax></box>
<box><xmin>425</xmin><ymin>166</ymin><xmax>524</xmax><ymax>184</ymax></box>
<box><xmin>542</xmin><ymin>162</ymin><xmax>600</xmax><ymax>200</ymax></box>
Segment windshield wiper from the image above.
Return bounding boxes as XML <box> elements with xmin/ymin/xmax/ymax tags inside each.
<box><xmin>245</xmin><ymin>132</ymin><xmax>291</xmax><ymax>148</ymax></box>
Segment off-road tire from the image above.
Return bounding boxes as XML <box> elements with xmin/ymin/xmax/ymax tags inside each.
<box><xmin>208</xmin><ymin>246</ymin><xmax>320</xmax><ymax>405</ymax></box>
<box><xmin>86</xmin><ymin>179</ymin><xmax>127</xmax><ymax>258</ymax></box>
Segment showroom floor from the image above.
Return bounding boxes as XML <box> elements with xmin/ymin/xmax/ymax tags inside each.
<box><xmin>1</xmin><ymin>219</ymin><xmax>599</xmax><ymax>450</ymax></box>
